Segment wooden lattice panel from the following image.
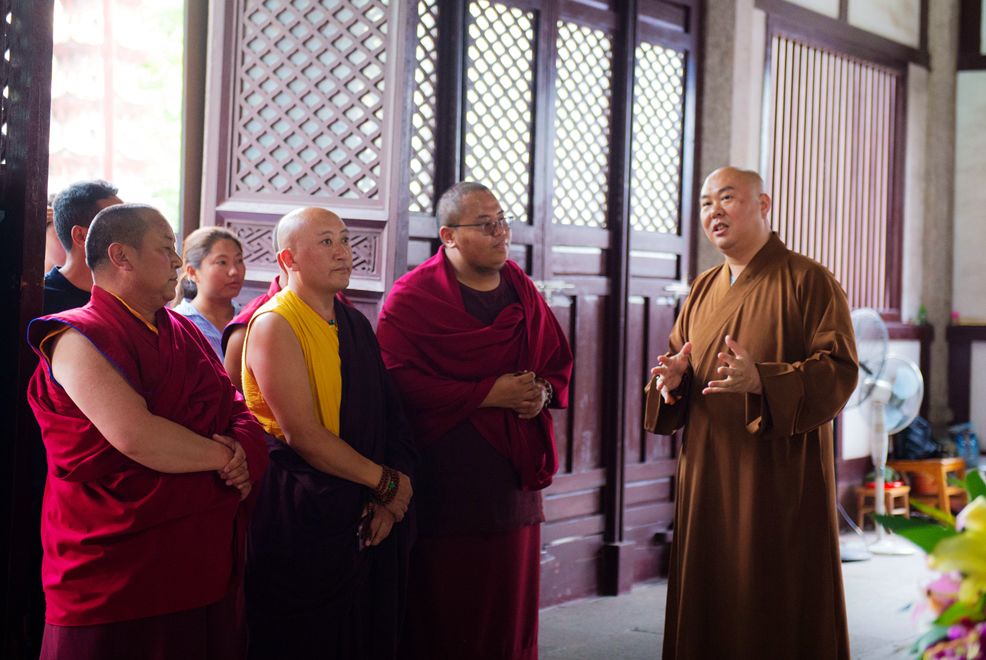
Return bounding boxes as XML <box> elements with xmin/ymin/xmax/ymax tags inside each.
<box><xmin>226</xmin><ymin>220</ymin><xmax>279</xmax><ymax>267</ymax></box>
<box><xmin>226</xmin><ymin>219</ymin><xmax>380</xmax><ymax>276</ymax></box>
<box><xmin>408</xmin><ymin>0</ymin><xmax>438</xmax><ymax>214</ymax></box>
<box><xmin>630</xmin><ymin>42</ymin><xmax>686</xmax><ymax>234</ymax></box>
<box><xmin>463</xmin><ymin>0</ymin><xmax>535</xmax><ymax>224</ymax></box>
<box><xmin>0</xmin><ymin>3</ymin><xmax>9</xmax><ymax>169</ymax></box>
<box><xmin>552</xmin><ymin>21</ymin><xmax>613</xmax><ymax>228</ymax></box>
<box><xmin>232</xmin><ymin>0</ymin><xmax>390</xmax><ymax>199</ymax></box>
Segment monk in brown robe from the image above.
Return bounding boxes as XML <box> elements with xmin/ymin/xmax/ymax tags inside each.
<box><xmin>646</xmin><ymin>167</ymin><xmax>858</xmax><ymax>658</ymax></box>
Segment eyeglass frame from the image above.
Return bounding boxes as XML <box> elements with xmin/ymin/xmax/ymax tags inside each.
<box><xmin>444</xmin><ymin>214</ymin><xmax>515</xmax><ymax>236</ymax></box>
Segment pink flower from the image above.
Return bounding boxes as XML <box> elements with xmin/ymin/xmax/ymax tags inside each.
<box><xmin>926</xmin><ymin>573</ymin><xmax>962</xmax><ymax>616</ymax></box>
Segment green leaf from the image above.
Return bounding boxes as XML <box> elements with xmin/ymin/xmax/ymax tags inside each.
<box><xmin>967</xmin><ymin>470</ymin><xmax>986</xmax><ymax>500</ymax></box>
<box><xmin>949</xmin><ymin>474</ymin><xmax>968</xmax><ymax>490</ymax></box>
<box><xmin>873</xmin><ymin>515</ymin><xmax>959</xmax><ymax>553</ymax></box>
<box><xmin>910</xmin><ymin>499</ymin><xmax>956</xmax><ymax>528</ymax></box>
<box><xmin>933</xmin><ymin>595</ymin><xmax>986</xmax><ymax>627</ymax></box>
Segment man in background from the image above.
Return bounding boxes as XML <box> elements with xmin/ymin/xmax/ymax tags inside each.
<box><xmin>44</xmin><ymin>179</ymin><xmax>121</xmax><ymax>314</ymax></box>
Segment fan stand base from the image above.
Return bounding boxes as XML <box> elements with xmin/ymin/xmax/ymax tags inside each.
<box><xmin>839</xmin><ymin>542</ymin><xmax>872</xmax><ymax>562</ymax></box>
<box><xmin>868</xmin><ymin>536</ymin><xmax>916</xmax><ymax>556</ymax></box>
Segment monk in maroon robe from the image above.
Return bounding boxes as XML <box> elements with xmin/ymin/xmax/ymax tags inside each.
<box><xmin>26</xmin><ymin>204</ymin><xmax>268</xmax><ymax>660</ymax></box>
<box><xmin>377</xmin><ymin>182</ymin><xmax>573</xmax><ymax>660</ymax></box>
<box><xmin>646</xmin><ymin>168</ymin><xmax>857</xmax><ymax>658</ymax></box>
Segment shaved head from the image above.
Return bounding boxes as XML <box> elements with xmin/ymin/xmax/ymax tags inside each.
<box><xmin>698</xmin><ymin>166</ymin><xmax>772</xmax><ymax>266</ymax></box>
<box><xmin>702</xmin><ymin>167</ymin><xmax>765</xmax><ymax>196</ymax></box>
<box><xmin>274</xmin><ymin>207</ymin><xmax>352</xmax><ymax>295</ymax></box>
<box><xmin>274</xmin><ymin>207</ymin><xmax>343</xmax><ymax>254</ymax></box>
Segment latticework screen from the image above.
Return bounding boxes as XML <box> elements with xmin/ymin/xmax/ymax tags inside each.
<box><xmin>232</xmin><ymin>0</ymin><xmax>390</xmax><ymax>199</ymax></box>
<box><xmin>462</xmin><ymin>0</ymin><xmax>535</xmax><ymax>224</ymax></box>
<box><xmin>408</xmin><ymin>0</ymin><xmax>438</xmax><ymax>214</ymax></box>
<box><xmin>629</xmin><ymin>41</ymin><xmax>686</xmax><ymax>234</ymax></box>
<box><xmin>768</xmin><ymin>35</ymin><xmax>898</xmax><ymax>309</ymax></box>
<box><xmin>552</xmin><ymin>21</ymin><xmax>613</xmax><ymax>229</ymax></box>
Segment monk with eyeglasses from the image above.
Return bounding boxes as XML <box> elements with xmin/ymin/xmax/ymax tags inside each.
<box><xmin>377</xmin><ymin>182</ymin><xmax>573</xmax><ymax>659</ymax></box>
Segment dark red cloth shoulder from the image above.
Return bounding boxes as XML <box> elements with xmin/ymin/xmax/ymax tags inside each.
<box><xmin>377</xmin><ymin>248</ymin><xmax>573</xmax><ymax>490</ymax></box>
<box><xmin>26</xmin><ymin>286</ymin><xmax>268</xmax><ymax>626</ymax></box>
<box><xmin>221</xmin><ymin>276</ymin><xmax>282</xmax><ymax>353</ymax></box>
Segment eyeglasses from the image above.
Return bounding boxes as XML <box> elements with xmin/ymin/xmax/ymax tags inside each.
<box><xmin>446</xmin><ymin>215</ymin><xmax>514</xmax><ymax>236</ymax></box>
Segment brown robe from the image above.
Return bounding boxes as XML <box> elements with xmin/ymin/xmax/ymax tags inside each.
<box><xmin>645</xmin><ymin>233</ymin><xmax>857</xmax><ymax>659</ymax></box>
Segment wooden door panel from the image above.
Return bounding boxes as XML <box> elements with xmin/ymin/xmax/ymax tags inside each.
<box><xmin>398</xmin><ymin>0</ymin><xmax>700</xmax><ymax>603</ymax></box>
<box><xmin>569</xmin><ymin>294</ymin><xmax>607</xmax><ymax>472</ymax></box>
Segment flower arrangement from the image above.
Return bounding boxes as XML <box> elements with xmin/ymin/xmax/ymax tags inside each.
<box><xmin>877</xmin><ymin>469</ymin><xmax>986</xmax><ymax>659</ymax></box>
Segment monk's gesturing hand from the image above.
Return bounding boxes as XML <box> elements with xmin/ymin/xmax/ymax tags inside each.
<box><xmin>214</xmin><ymin>433</ymin><xmax>252</xmax><ymax>500</ymax></box>
<box><xmin>485</xmin><ymin>371</ymin><xmax>543</xmax><ymax>418</ymax></box>
<box><xmin>382</xmin><ymin>471</ymin><xmax>413</xmax><ymax>522</ymax></box>
<box><xmin>702</xmin><ymin>335</ymin><xmax>762</xmax><ymax>395</ymax></box>
<box><xmin>650</xmin><ymin>342</ymin><xmax>692</xmax><ymax>404</ymax></box>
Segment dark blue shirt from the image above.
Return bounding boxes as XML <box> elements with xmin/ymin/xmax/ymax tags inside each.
<box><xmin>43</xmin><ymin>267</ymin><xmax>91</xmax><ymax>315</ymax></box>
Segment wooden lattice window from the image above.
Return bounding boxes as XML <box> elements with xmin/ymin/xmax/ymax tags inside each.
<box><xmin>408</xmin><ymin>0</ymin><xmax>438</xmax><ymax>214</ymax></box>
<box><xmin>629</xmin><ymin>41</ymin><xmax>686</xmax><ymax>234</ymax></box>
<box><xmin>551</xmin><ymin>20</ymin><xmax>613</xmax><ymax>229</ymax></box>
<box><xmin>462</xmin><ymin>0</ymin><xmax>535</xmax><ymax>224</ymax></box>
<box><xmin>768</xmin><ymin>35</ymin><xmax>899</xmax><ymax>310</ymax></box>
<box><xmin>232</xmin><ymin>0</ymin><xmax>389</xmax><ymax>199</ymax></box>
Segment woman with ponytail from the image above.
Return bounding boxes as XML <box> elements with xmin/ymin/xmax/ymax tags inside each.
<box><xmin>172</xmin><ymin>227</ymin><xmax>246</xmax><ymax>358</ymax></box>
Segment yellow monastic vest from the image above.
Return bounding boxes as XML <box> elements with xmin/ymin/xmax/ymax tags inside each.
<box><xmin>242</xmin><ymin>288</ymin><xmax>342</xmax><ymax>438</ymax></box>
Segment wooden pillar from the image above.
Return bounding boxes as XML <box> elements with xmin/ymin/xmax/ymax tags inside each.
<box><xmin>0</xmin><ymin>2</ymin><xmax>53</xmax><ymax>654</ymax></box>
<box><xmin>600</xmin><ymin>0</ymin><xmax>638</xmax><ymax>596</ymax></box>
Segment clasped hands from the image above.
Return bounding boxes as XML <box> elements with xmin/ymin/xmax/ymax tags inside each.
<box><xmin>650</xmin><ymin>335</ymin><xmax>762</xmax><ymax>404</ymax></box>
<box><xmin>213</xmin><ymin>433</ymin><xmax>252</xmax><ymax>500</ymax></box>
<box><xmin>489</xmin><ymin>371</ymin><xmax>551</xmax><ymax>419</ymax></box>
<box><xmin>359</xmin><ymin>470</ymin><xmax>413</xmax><ymax>548</ymax></box>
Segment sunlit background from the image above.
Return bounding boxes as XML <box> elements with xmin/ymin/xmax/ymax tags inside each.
<box><xmin>47</xmin><ymin>0</ymin><xmax>184</xmax><ymax>229</ymax></box>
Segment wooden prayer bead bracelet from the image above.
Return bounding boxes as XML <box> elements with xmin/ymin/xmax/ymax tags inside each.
<box><xmin>373</xmin><ymin>465</ymin><xmax>400</xmax><ymax>505</ymax></box>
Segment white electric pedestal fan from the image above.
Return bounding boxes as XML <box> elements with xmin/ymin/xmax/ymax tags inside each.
<box><xmin>847</xmin><ymin>308</ymin><xmax>925</xmax><ymax>556</ymax></box>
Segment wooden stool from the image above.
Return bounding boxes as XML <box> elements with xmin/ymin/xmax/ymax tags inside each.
<box><xmin>888</xmin><ymin>458</ymin><xmax>967</xmax><ymax>513</ymax></box>
<box><xmin>855</xmin><ymin>485</ymin><xmax>910</xmax><ymax>529</ymax></box>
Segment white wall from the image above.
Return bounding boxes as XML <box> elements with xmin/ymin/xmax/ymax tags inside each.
<box><xmin>847</xmin><ymin>0</ymin><xmax>921</xmax><ymax>49</ymax></box>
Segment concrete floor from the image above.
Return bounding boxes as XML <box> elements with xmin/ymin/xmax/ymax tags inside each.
<box><xmin>539</xmin><ymin>533</ymin><xmax>931</xmax><ymax>659</ymax></box>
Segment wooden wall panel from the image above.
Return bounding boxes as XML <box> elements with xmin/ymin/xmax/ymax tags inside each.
<box><xmin>767</xmin><ymin>33</ymin><xmax>902</xmax><ymax>314</ymax></box>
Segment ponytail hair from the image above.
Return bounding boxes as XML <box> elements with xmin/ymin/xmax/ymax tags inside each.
<box><xmin>173</xmin><ymin>226</ymin><xmax>243</xmax><ymax>306</ymax></box>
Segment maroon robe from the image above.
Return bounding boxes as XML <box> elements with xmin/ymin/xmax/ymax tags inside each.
<box><xmin>26</xmin><ymin>286</ymin><xmax>268</xmax><ymax>656</ymax></box>
<box><xmin>244</xmin><ymin>298</ymin><xmax>416</xmax><ymax>660</ymax></box>
<box><xmin>377</xmin><ymin>249</ymin><xmax>573</xmax><ymax>660</ymax></box>
<box><xmin>221</xmin><ymin>276</ymin><xmax>282</xmax><ymax>355</ymax></box>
